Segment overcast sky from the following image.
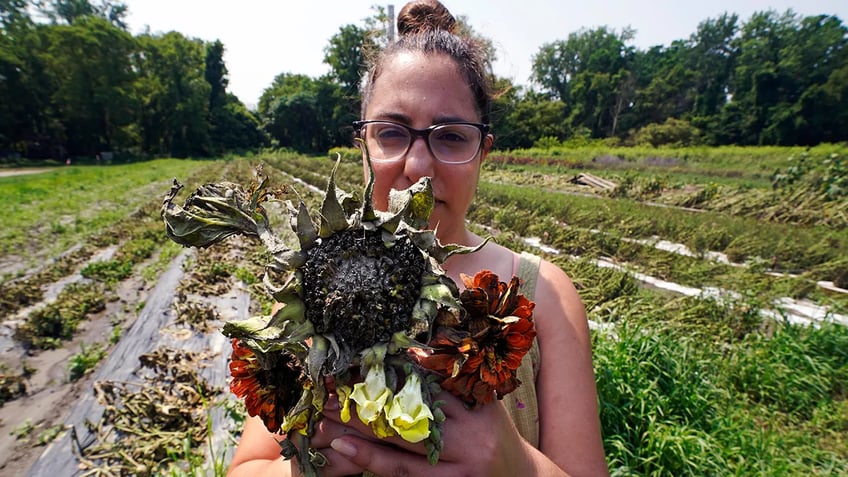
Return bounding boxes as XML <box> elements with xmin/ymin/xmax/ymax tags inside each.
<box><xmin>123</xmin><ymin>0</ymin><xmax>848</xmax><ymax>108</ymax></box>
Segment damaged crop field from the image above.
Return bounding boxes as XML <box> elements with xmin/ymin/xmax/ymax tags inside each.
<box><xmin>1</xmin><ymin>145</ymin><xmax>846</xmax><ymax>476</ymax></box>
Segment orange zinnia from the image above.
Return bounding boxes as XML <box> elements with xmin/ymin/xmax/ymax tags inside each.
<box><xmin>422</xmin><ymin>271</ymin><xmax>536</xmax><ymax>407</ymax></box>
<box><xmin>228</xmin><ymin>338</ymin><xmax>306</xmax><ymax>433</ymax></box>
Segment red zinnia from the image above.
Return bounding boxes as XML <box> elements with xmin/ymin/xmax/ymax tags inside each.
<box><xmin>422</xmin><ymin>271</ymin><xmax>536</xmax><ymax>407</ymax></box>
<box><xmin>228</xmin><ymin>338</ymin><xmax>306</xmax><ymax>433</ymax></box>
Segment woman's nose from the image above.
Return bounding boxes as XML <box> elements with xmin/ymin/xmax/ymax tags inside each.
<box><xmin>403</xmin><ymin>136</ymin><xmax>436</xmax><ymax>179</ymax></box>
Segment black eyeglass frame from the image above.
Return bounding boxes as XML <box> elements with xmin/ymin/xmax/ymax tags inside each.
<box><xmin>352</xmin><ymin>119</ymin><xmax>491</xmax><ymax>165</ymax></box>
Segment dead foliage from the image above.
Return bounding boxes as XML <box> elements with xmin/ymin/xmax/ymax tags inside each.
<box><xmin>73</xmin><ymin>347</ymin><xmax>218</xmax><ymax>477</ymax></box>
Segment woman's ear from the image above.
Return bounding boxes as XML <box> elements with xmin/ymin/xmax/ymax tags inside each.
<box><xmin>480</xmin><ymin>133</ymin><xmax>495</xmax><ymax>161</ymax></box>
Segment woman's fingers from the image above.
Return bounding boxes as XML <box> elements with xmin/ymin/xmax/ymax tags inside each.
<box><xmin>297</xmin><ymin>447</ymin><xmax>366</xmax><ymax>477</ymax></box>
<box><xmin>330</xmin><ymin>436</ymin><xmax>456</xmax><ymax>477</ymax></box>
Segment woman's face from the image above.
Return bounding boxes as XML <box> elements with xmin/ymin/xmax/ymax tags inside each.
<box><xmin>362</xmin><ymin>51</ymin><xmax>492</xmax><ymax>239</ymax></box>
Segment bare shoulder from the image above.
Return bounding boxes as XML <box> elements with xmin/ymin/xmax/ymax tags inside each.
<box><xmin>533</xmin><ymin>258</ymin><xmax>589</xmax><ymax>339</ymax></box>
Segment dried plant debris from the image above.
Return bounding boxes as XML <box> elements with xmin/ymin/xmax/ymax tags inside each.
<box><xmin>0</xmin><ymin>371</ymin><xmax>27</xmax><ymax>406</ymax></box>
<box><xmin>177</xmin><ymin>246</ymin><xmax>235</xmax><ymax>297</ymax></box>
<box><xmin>173</xmin><ymin>291</ymin><xmax>220</xmax><ymax>332</ymax></box>
<box><xmin>0</xmin><ymin>246</ymin><xmax>95</xmax><ymax>318</ymax></box>
<box><xmin>73</xmin><ymin>347</ymin><xmax>219</xmax><ymax>477</ymax></box>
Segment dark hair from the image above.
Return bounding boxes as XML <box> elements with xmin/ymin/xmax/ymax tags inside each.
<box><xmin>361</xmin><ymin>0</ymin><xmax>493</xmax><ymax>124</ymax></box>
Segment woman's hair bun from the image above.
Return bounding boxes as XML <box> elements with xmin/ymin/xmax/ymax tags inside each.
<box><xmin>396</xmin><ymin>0</ymin><xmax>456</xmax><ymax>36</ymax></box>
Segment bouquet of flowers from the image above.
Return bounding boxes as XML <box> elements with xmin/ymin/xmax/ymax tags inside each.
<box><xmin>161</xmin><ymin>157</ymin><xmax>536</xmax><ymax>476</ymax></box>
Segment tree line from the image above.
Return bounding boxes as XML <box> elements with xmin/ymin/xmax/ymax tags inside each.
<box><xmin>0</xmin><ymin>0</ymin><xmax>265</xmax><ymax>160</ymax></box>
<box><xmin>518</xmin><ymin>11</ymin><xmax>848</xmax><ymax>149</ymax></box>
<box><xmin>1</xmin><ymin>1</ymin><xmax>846</xmax><ymax>161</ymax></box>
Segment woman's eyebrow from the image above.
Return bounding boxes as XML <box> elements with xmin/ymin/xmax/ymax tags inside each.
<box><xmin>370</xmin><ymin>112</ymin><xmax>474</xmax><ymax>125</ymax></box>
<box><xmin>372</xmin><ymin>112</ymin><xmax>412</xmax><ymax>123</ymax></box>
<box><xmin>433</xmin><ymin>115</ymin><xmax>471</xmax><ymax>124</ymax></box>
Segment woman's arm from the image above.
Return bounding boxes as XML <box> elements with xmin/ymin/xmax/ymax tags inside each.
<box><xmin>534</xmin><ymin>259</ymin><xmax>609</xmax><ymax>476</ymax></box>
<box><xmin>227</xmin><ymin>417</ymin><xmax>293</xmax><ymax>477</ymax></box>
<box><xmin>227</xmin><ymin>415</ymin><xmax>369</xmax><ymax>477</ymax></box>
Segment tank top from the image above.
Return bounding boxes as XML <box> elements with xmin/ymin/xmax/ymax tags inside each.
<box><xmin>505</xmin><ymin>251</ymin><xmax>542</xmax><ymax>448</ymax></box>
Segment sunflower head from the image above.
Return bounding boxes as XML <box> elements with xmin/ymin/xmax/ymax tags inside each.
<box><xmin>162</xmin><ymin>156</ymin><xmax>502</xmax><ymax>475</ymax></box>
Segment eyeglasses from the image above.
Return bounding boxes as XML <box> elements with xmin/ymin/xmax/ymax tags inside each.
<box><xmin>353</xmin><ymin>120</ymin><xmax>490</xmax><ymax>165</ymax></box>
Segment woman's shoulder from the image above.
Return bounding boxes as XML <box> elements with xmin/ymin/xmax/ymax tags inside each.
<box><xmin>531</xmin><ymin>256</ymin><xmax>589</xmax><ymax>334</ymax></box>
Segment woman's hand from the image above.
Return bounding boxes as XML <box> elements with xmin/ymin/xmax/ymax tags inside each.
<box><xmin>320</xmin><ymin>390</ymin><xmax>533</xmax><ymax>477</ymax></box>
<box><xmin>289</xmin><ymin>407</ymin><xmax>368</xmax><ymax>477</ymax></box>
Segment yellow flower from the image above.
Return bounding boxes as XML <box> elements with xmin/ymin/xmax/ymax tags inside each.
<box><xmin>337</xmin><ymin>383</ymin><xmax>353</xmax><ymax>423</ymax></box>
<box><xmin>385</xmin><ymin>373</ymin><xmax>434</xmax><ymax>443</ymax></box>
<box><xmin>371</xmin><ymin>413</ymin><xmax>398</xmax><ymax>439</ymax></box>
<box><xmin>282</xmin><ymin>407</ymin><xmax>310</xmax><ymax>435</ymax></box>
<box><xmin>350</xmin><ymin>346</ymin><xmax>392</xmax><ymax>425</ymax></box>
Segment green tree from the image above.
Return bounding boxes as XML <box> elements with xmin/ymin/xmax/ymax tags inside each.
<box><xmin>41</xmin><ymin>16</ymin><xmax>137</xmax><ymax>156</ymax></box>
<box><xmin>531</xmin><ymin>26</ymin><xmax>636</xmax><ymax>138</ymax></box>
<box><xmin>0</xmin><ymin>0</ymin><xmax>31</xmax><ymax>28</ymax></box>
<box><xmin>259</xmin><ymin>73</ymin><xmax>346</xmax><ymax>152</ymax></box>
<box><xmin>324</xmin><ymin>24</ymin><xmax>373</xmax><ymax>98</ymax></box>
<box><xmin>134</xmin><ymin>31</ymin><xmax>210</xmax><ymax>156</ymax></box>
<box><xmin>492</xmin><ymin>81</ymin><xmax>568</xmax><ymax>150</ymax></box>
<box><xmin>688</xmin><ymin>13</ymin><xmax>739</xmax><ymax>118</ymax></box>
<box><xmin>36</xmin><ymin>0</ymin><xmax>128</xmax><ymax>29</ymax></box>
<box><xmin>204</xmin><ymin>39</ymin><xmax>228</xmax><ymax>111</ymax></box>
<box><xmin>203</xmin><ymin>40</ymin><xmax>266</xmax><ymax>153</ymax></box>
<box><xmin>629</xmin><ymin>42</ymin><xmax>695</xmax><ymax>129</ymax></box>
<box><xmin>209</xmin><ymin>94</ymin><xmax>267</xmax><ymax>152</ymax></box>
<box><xmin>720</xmin><ymin>10</ymin><xmax>848</xmax><ymax>145</ymax></box>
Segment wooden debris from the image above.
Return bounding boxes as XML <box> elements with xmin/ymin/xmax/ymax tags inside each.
<box><xmin>571</xmin><ymin>173</ymin><xmax>617</xmax><ymax>191</ymax></box>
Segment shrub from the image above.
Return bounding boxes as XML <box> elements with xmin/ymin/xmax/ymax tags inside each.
<box><xmin>633</xmin><ymin>118</ymin><xmax>702</xmax><ymax>147</ymax></box>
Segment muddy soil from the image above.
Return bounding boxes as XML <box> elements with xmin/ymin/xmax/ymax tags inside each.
<box><xmin>0</xmin><ymin>267</ymin><xmax>149</xmax><ymax>475</ymax></box>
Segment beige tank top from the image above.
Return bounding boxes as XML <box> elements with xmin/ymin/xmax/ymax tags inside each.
<box><xmin>505</xmin><ymin>251</ymin><xmax>542</xmax><ymax>448</ymax></box>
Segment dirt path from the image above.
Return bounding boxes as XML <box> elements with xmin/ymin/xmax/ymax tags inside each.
<box><xmin>0</xmin><ymin>168</ymin><xmax>54</xmax><ymax>178</ymax></box>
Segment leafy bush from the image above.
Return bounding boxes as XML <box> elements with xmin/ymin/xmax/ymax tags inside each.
<box><xmin>633</xmin><ymin>118</ymin><xmax>702</xmax><ymax>147</ymax></box>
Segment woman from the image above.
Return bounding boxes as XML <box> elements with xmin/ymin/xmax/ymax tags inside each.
<box><xmin>228</xmin><ymin>1</ymin><xmax>608</xmax><ymax>475</ymax></box>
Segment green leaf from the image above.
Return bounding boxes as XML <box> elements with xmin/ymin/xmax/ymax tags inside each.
<box><xmin>292</xmin><ymin>200</ymin><xmax>317</xmax><ymax>249</ymax></box>
<box><xmin>319</xmin><ymin>158</ymin><xmax>349</xmax><ymax>237</ymax></box>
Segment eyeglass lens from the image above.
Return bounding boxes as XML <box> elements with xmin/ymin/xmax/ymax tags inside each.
<box><xmin>363</xmin><ymin>122</ymin><xmax>482</xmax><ymax>164</ymax></box>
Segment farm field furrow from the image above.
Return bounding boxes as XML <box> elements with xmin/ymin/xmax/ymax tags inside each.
<box><xmin>0</xmin><ymin>153</ymin><xmax>845</xmax><ymax>476</ymax></box>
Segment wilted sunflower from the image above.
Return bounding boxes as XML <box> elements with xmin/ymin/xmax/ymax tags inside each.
<box><xmin>421</xmin><ymin>270</ymin><xmax>537</xmax><ymax>407</ymax></box>
<box><xmin>228</xmin><ymin>338</ymin><xmax>307</xmax><ymax>434</ymax></box>
<box><xmin>162</xmin><ymin>158</ymin><xmax>483</xmax><ymax>475</ymax></box>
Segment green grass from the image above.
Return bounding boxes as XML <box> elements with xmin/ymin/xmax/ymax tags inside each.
<box><xmin>593</xmin><ymin>319</ymin><xmax>848</xmax><ymax>476</ymax></box>
<box><xmin>487</xmin><ymin>143</ymin><xmax>847</xmax><ymax>181</ymax></box>
<box><xmin>471</xmin><ymin>181</ymin><xmax>848</xmax><ymax>275</ymax></box>
<box><xmin>0</xmin><ymin>159</ymin><xmax>215</xmax><ymax>266</ymax></box>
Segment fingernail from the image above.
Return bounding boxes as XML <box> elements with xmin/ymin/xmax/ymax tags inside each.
<box><xmin>330</xmin><ymin>438</ymin><xmax>357</xmax><ymax>458</ymax></box>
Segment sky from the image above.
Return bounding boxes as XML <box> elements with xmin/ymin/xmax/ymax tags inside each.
<box><xmin>123</xmin><ymin>0</ymin><xmax>848</xmax><ymax>109</ymax></box>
